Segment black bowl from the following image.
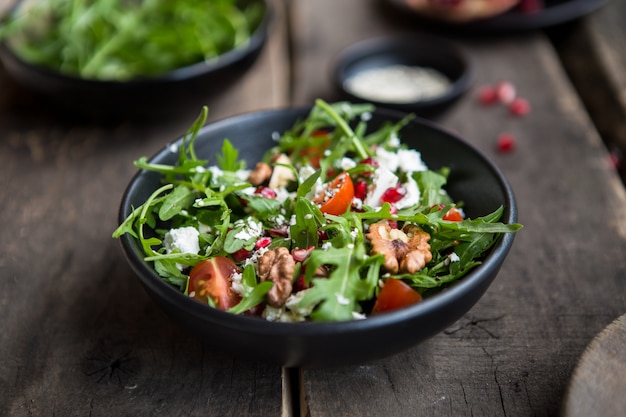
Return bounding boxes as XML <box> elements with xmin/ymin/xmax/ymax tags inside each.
<box><xmin>333</xmin><ymin>35</ymin><xmax>472</xmax><ymax>118</ymax></box>
<box><xmin>118</xmin><ymin>107</ymin><xmax>517</xmax><ymax>367</ymax></box>
<box><xmin>0</xmin><ymin>0</ymin><xmax>270</xmax><ymax>119</ymax></box>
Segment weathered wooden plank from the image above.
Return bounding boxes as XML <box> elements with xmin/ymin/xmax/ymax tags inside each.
<box><xmin>549</xmin><ymin>0</ymin><xmax>626</xmax><ymax>183</ymax></box>
<box><xmin>290</xmin><ymin>0</ymin><xmax>626</xmax><ymax>416</ymax></box>
<box><xmin>0</xmin><ymin>0</ymin><xmax>289</xmax><ymax>415</ymax></box>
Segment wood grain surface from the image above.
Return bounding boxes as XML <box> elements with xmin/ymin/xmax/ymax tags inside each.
<box><xmin>0</xmin><ymin>0</ymin><xmax>625</xmax><ymax>416</ymax></box>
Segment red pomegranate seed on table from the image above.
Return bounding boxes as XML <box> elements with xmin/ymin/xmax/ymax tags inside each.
<box><xmin>478</xmin><ymin>85</ymin><xmax>498</xmax><ymax>105</ymax></box>
<box><xmin>509</xmin><ymin>98</ymin><xmax>530</xmax><ymax>116</ymax></box>
<box><xmin>495</xmin><ymin>81</ymin><xmax>516</xmax><ymax>104</ymax></box>
<box><xmin>497</xmin><ymin>133</ymin><xmax>517</xmax><ymax>153</ymax></box>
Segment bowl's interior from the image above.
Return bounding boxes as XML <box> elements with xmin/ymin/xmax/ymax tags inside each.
<box><xmin>119</xmin><ymin>107</ymin><xmax>516</xmax><ymax>366</ymax></box>
<box><xmin>334</xmin><ymin>35</ymin><xmax>472</xmax><ymax>115</ymax></box>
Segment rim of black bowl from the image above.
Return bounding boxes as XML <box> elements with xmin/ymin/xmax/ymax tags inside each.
<box><xmin>119</xmin><ymin>106</ymin><xmax>517</xmax><ymax>337</ymax></box>
<box><xmin>0</xmin><ymin>0</ymin><xmax>271</xmax><ymax>85</ymax></box>
<box><xmin>332</xmin><ymin>34</ymin><xmax>473</xmax><ymax>112</ymax></box>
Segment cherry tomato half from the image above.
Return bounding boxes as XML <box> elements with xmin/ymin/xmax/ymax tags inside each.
<box><xmin>443</xmin><ymin>207</ymin><xmax>464</xmax><ymax>222</ymax></box>
<box><xmin>319</xmin><ymin>172</ymin><xmax>354</xmax><ymax>215</ymax></box>
<box><xmin>371</xmin><ymin>278</ymin><xmax>422</xmax><ymax>314</ymax></box>
<box><xmin>189</xmin><ymin>257</ymin><xmax>242</xmax><ymax>310</ymax></box>
<box><xmin>298</xmin><ymin>130</ymin><xmax>330</xmax><ymax>168</ymax></box>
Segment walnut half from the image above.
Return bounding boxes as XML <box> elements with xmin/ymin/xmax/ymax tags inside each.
<box><xmin>257</xmin><ymin>247</ymin><xmax>295</xmax><ymax>307</ymax></box>
<box><xmin>366</xmin><ymin>222</ymin><xmax>432</xmax><ymax>274</ymax></box>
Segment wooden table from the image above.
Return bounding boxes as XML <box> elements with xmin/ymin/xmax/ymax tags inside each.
<box><xmin>1</xmin><ymin>0</ymin><xmax>625</xmax><ymax>415</ymax></box>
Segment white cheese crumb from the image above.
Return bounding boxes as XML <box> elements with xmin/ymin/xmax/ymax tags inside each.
<box><xmin>163</xmin><ymin>226</ymin><xmax>200</xmax><ymax>255</ymax></box>
<box><xmin>395</xmin><ymin>175</ymin><xmax>421</xmax><ymax>210</ymax></box>
<box><xmin>397</xmin><ymin>149</ymin><xmax>428</xmax><ymax>173</ymax></box>
<box><xmin>339</xmin><ymin>157</ymin><xmax>357</xmax><ymax>171</ymax></box>
<box><xmin>336</xmin><ymin>293</ymin><xmax>350</xmax><ymax>306</ymax></box>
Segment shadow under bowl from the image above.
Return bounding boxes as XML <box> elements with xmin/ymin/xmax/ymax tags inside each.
<box><xmin>333</xmin><ymin>34</ymin><xmax>472</xmax><ymax>118</ymax></box>
<box><xmin>118</xmin><ymin>107</ymin><xmax>517</xmax><ymax>367</ymax></box>
<box><xmin>0</xmin><ymin>0</ymin><xmax>270</xmax><ymax>120</ymax></box>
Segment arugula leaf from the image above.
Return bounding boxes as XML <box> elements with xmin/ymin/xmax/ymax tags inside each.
<box><xmin>290</xmin><ymin>198</ymin><xmax>324</xmax><ymax>249</ymax></box>
<box><xmin>159</xmin><ymin>185</ymin><xmax>196</xmax><ymax>221</ymax></box>
<box><xmin>217</xmin><ymin>139</ymin><xmax>245</xmax><ymax>171</ymax></box>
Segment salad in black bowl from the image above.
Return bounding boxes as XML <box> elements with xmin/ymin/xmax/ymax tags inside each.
<box><xmin>114</xmin><ymin>100</ymin><xmax>521</xmax><ymax>366</ymax></box>
<box><xmin>0</xmin><ymin>0</ymin><xmax>269</xmax><ymax>118</ymax></box>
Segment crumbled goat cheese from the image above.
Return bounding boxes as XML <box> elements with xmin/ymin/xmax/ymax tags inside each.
<box><xmin>395</xmin><ymin>174</ymin><xmax>421</xmax><ymax>210</ymax></box>
<box><xmin>231</xmin><ymin>272</ymin><xmax>248</xmax><ymax>297</ymax></box>
<box><xmin>274</xmin><ymin>187</ymin><xmax>293</xmax><ymax>203</ymax></box>
<box><xmin>262</xmin><ymin>294</ymin><xmax>312</xmax><ymax>323</ymax></box>
<box><xmin>164</xmin><ymin>226</ymin><xmax>200</xmax><ymax>255</ymax></box>
<box><xmin>364</xmin><ymin>167</ymin><xmax>399</xmax><ymax>208</ymax></box>
<box><xmin>375</xmin><ymin>147</ymin><xmax>400</xmax><ymax>172</ymax></box>
<box><xmin>352</xmin><ymin>311</ymin><xmax>367</xmax><ymax>320</ymax></box>
<box><xmin>375</xmin><ymin>147</ymin><xmax>428</xmax><ymax>174</ymax></box>
<box><xmin>299</xmin><ymin>165</ymin><xmax>316</xmax><ymax>182</ymax></box>
<box><xmin>397</xmin><ymin>149</ymin><xmax>428</xmax><ymax>173</ymax></box>
<box><xmin>340</xmin><ymin>157</ymin><xmax>357</xmax><ymax>171</ymax></box>
<box><xmin>243</xmin><ymin>246</ymin><xmax>269</xmax><ymax>268</ymax></box>
<box><xmin>236</xmin><ymin>169</ymin><xmax>251</xmax><ymax>181</ymax></box>
<box><xmin>336</xmin><ymin>293</ymin><xmax>350</xmax><ymax>306</ymax></box>
<box><xmin>233</xmin><ymin>218</ymin><xmax>263</xmax><ymax>241</ymax></box>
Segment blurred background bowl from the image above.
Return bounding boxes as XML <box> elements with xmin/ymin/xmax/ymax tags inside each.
<box><xmin>117</xmin><ymin>106</ymin><xmax>517</xmax><ymax>367</ymax></box>
<box><xmin>0</xmin><ymin>0</ymin><xmax>270</xmax><ymax>120</ymax></box>
<box><xmin>333</xmin><ymin>34</ymin><xmax>472</xmax><ymax>118</ymax></box>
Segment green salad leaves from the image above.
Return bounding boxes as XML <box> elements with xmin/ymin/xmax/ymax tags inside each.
<box><xmin>0</xmin><ymin>0</ymin><xmax>265</xmax><ymax>80</ymax></box>
<box><xmin>113</xmin><ymin>100</ymin><xmax>522</xmax><ymax>322</ymax></box>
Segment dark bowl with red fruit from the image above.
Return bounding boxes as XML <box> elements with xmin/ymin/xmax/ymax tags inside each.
<box><xmin>117</xmin><ymin>106</ymin><xmax>518</xmax><ymax>367</ymax></box>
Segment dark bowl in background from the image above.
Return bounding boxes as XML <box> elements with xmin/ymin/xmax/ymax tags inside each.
<box><xmin>0</xmin><ymin>0</ymin><xmax>270</xmax><ymax>120</ymax></box>
<box><xmin>117</xmin><ymin>106</ymin><xmax>517</xmax><ymax>367</ymax></box>
<box><xmin>333</xmin><ymin>35</ymin><xmax>472</xmax><ymax>118</ymax></box>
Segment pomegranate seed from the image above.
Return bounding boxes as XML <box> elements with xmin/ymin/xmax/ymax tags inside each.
<box><xmin>354</xmin><ymin>180</ymin><xmax>368</xmax><ymax>200</ymax></box>
<box><xmin>292</xmin><ymin>246</ymin><xmax>315</xmax><ymax>262</ymax></box>
<box><xmin>360</xmin><ymin>157</ymin><xmax>379</xmax><ymax>168</ymax></box>
<box><xmin>255</xmin><ymin>186</ymin><xmax>277</xmax><ymax>199</ymax></box>
<box><xmin>269</xmin><ymin>225</ymin><xmax>289</xmax><ymax>237</ymax></box>
<box><xmin>478</xmin><ymin>85</ymin><xmax>498</xmax><ymax>105</ymax></box>
<box><xmin>317</xmin><ymin>230</ymin><xmax>328</xmax><ymax>240</ymax></box>
<box><xmin>381</xmin><ymin>185</ymin><xmax>407</xmax><ymax>203</ymax></box>
<box><xmin>509</xmin><ymin>98</ymin><xmax>530</xmax><ymax>116</ymax></box>
<box><xmin>254</xmin><ymin>236</ymin><xmax>272</xmax><ymax>250</ymax></box>
<box><xmin>232</xmin><ymin>248</ymin><xmax>251</xmax><ymax>262</ymax></box>
<box><xmin>495</xmin><ymin>81</ymin><xmax>516</xmax><ymax>104</ymax></box>
<box><xmin>496</xmin><ymin>133</ymin><xmax>516</xmax><ymax>153</ymax></box>
<box><xmin>293</xmin><ymin>276</ymin><xmax>309</xmax><ymax>293</ymax></box>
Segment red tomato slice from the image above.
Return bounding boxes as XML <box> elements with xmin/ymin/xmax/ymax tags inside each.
<box><xmin>371</xmin><ymin>278</ymin><xmax>422</xmax><ymax>314</ymax></box>
<box><xmin>188</xmin><ymin>257</ymin><xmax>242</xmax><ymax>310</ymax></box>
<box><xmin>299</xmin><ymin>130</ymin><xmax>330</xmax><ymax>168</ymax></box>
<box><xmin>443</xmin><ymin>207</ymin><xmax>464</xmax><ymax>222</ymax></box>
<box><xmin>319</xmin><ymin>172</ymin><xmax>354</xmax><ymax>215</ymax></box>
